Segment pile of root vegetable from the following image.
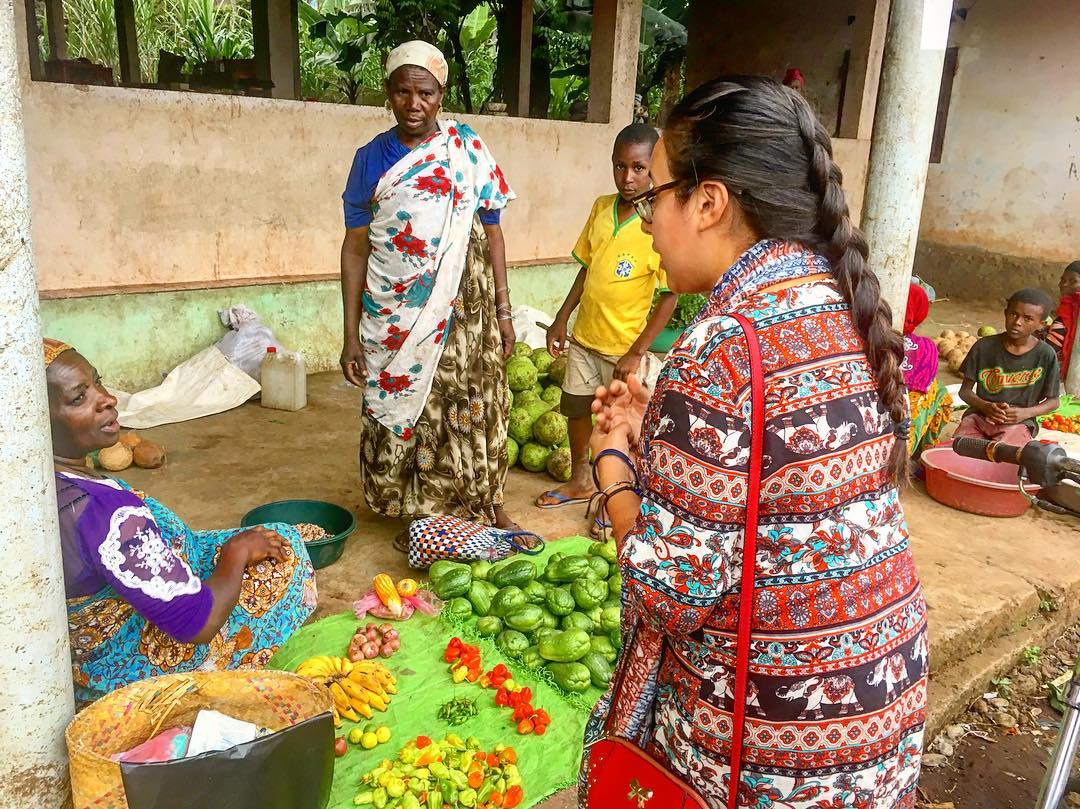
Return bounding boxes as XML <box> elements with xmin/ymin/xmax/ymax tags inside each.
<box><xmin>934</xmin><ymin>329</ymin><xmax>985</xmax><ymax>373</ymax></box>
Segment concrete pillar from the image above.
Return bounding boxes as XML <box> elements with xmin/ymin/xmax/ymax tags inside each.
<box><xmin>252</xmin><ymin>0</ymin><xmax>300</xmax><ymax>100</ymax></box>
<box><xmin>1067</xmin><ymin>328</ymin><xmax>1080</xmax><ymax>397</ymax></box>
<box><xmin>838</xmin><ymin>0</ymin><xmax>890</xmax><ymax>140</ymax></box>
<box><xmin>587</xmin><ymin>0</ymin><xmax>642</xmax><ymax>124</ymax></box>
<box><xmin>860</xmin><ymin>0</ymin><xmax>953</xmax><ymax>326</ymax></box>
<box><xmin>0</xmin><ymin>2</ymin><xmax>76</xmax><ymax>807</ymax></box>
<box><xmin>113</xmin><ymin>0</ymin><xmax>139</xmax><ymax>85</ymax></box>
<box><xmin>501</xmin><ymin>0</ymin><xmax>533</xmax><ymax>117</ymax></box>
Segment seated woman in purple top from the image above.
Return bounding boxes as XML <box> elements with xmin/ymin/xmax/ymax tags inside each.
<box><xmin>45</xmin><ymin>339</ymin><xmax>317</xmax><ymax>704</ymax></box>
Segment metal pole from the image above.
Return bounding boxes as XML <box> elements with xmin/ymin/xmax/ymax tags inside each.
<box><xmin>860</xmin><ymin>0</ymin><xmax>953</xmax><ymax>327</ymax></box>
<box><xmin>0</xmin><ymin>2</ymin><xmax>75</xmax><ymax>807</ymax></box>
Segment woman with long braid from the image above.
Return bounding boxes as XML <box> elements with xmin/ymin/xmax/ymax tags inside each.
<box><xmin>581</xmin><ymin>77</ymin><xmax>927</xmax><ymax>807</ymax></box>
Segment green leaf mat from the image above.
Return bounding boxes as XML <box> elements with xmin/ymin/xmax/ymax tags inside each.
<box><xmin>268</xmin><ymin>536</ymin><xmax>602</xmax><ymax>808</ymax></box>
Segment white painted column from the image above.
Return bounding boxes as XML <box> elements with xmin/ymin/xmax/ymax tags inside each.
<box><xmin>0</xmin><ymin>2</ymin><xmax>75</xmax><ymax>807</ymax></box>
<box><xmin>860</xmin><ymin>0</ymin><xmax>953</xmax><ymax>327</ymax></box>
<box><xmin>1066</xmin><ymin>326</ymin><xmax>1080</xmax><ymax>397</ymax></box>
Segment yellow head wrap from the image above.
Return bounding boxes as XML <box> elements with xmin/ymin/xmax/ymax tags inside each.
<box><xmin>44</xmin><ymin>338</ymin><xmax>73</xmax><ymax>367</ymax></box>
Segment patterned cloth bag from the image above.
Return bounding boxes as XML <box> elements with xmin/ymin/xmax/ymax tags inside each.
<box><xmin>407</xmin><ymin>515</ymin><xmax>544</xmax><ymax>569</ymax></box>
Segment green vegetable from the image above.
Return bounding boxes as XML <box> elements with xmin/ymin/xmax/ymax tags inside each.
<box><xmin>533</xmin><ymin>411</ymin><xmax>569</xmax><ymax>446</ymax></box>
<box><xmin>458</xmin><ymin>787</ymin><xmax>477</xmax><ymax>807</ymax></box>
<box><xmin>546</xmin><ymin>555</ymin><xmax>591</xmax><ymax>582</ymax></box>
<box><xmin>586</xmin><ymin>555</ymin><xmax>610</xmax><ymax>580</ymax></box>
<box><xmin>580</xmin><ymin>651</ymin><xmax>614</xmax><ymax>687</ymax></box>
<box><xmin>444</xmin><ymin>597</ymin><xmax>473</xmax><ymax>621</ymax></box>
<box><xmin>590</xmin><ymin>635</ymin><xmax>618</xmax><ymax>663</ymax></box>
<box><xmin>506</xmin><ymin>356</ymin><xmax>538</xmax><ymax>392</ymax></box>
<box><xmin>587</xmin><ymin>606</ymin><xmax>604</xmax><ymax>626</ymax></box>
<box><xmin>492</xmin><ymin>559</ymin><xmax>538</xmax><ymax>589</ymax></box>
<box><xmin>429</xmin><ymin>560</ymin><xmax>469</xmax><ymax>583</ymax></box>
<box><xmin>403</xmin><ymin>794</ymin><xmax>422</xmax><ymax>809</ymax></box>
<box><xmin>537</xmin><ymin>606</ymin><xmax>559</xmax><ymax>629</ymax></box>
<box><xmin>470</xmin><ymin>560</ymin><xmax>493</xmax><ymax>581</ymax></box>
<box><xmin>658</xmin><ymin>291</ymin><xmax>708</xmax><ymax>331</ymax></box>
<box><xmin>467</xmin><ymin>580</ymin><xmax>498</xmax><ymax>616</ymax></box>
<box><xmin>561</xmin><ymin>611</ymin><xmax>594</xmax><ymax>633</ymax></box>
<box><xmin>571</xmin><ymin>577</ymin><xmax>608</xmax><ymax>610</ymax></box>
<box><xmin>523</xmin><ymin>580</ymin><xmax>547</xmax><ymax>604</ymax></box>
<box><xmin>432</xmin><ymin>567</ymin><xmax>472</xmax><ymax>600</ymax></box>
<box><xmin>538</xmin><ymin>628</ymin><xmax>591</xmax><ymax>662</ymax></box>
<box><xmin>373</xmin><ymin>787</ymin><xmax>389</xmax><ymax>808</ymax></box>
<box><xmin>506</xmin><ymin>436</ymin><xmax>519</xmax><ymax>468</ymax></box>
<box><xmin>497</xmin><ymin>629</ymin><xmax>530</xmax><ymax>656</ymax></box>
<box><xmin>611</xmin><ymin>629</ymin><xmax>623</xmax><ymax>650</ymax></box>
<box><xmin>545</xmin><ymin>587</ymin><xmax>576</xmax><ymax>617</ymax></box>
<box><xmin>531</xmin><ymin>627</ymin><xmax>558</xmax><ymax>644</ymax></box>
<box><xmin>490</xmin><ymin>586</ymin><xmax>526</xmax><ymax>618</ymax></box>
<box><xmin>600</xmin><ymin>606</ymin><xmax>621</xmax><ymax>633</ymax></box>
<box><xmin>427</xmin><ymin>790</ymin><xmax>444</xmax><ymax>809</ymax></box>
<box><xmin>520</xmin><ymin>442</ymin><xmax>553</xmax><ymax>473</ymax></box>
<box><xmin>438</xmin><ymin>696</ymin><xmax>478</xmax><ymax>725</ymax></box>
<box><xmin>476</xmin><ymin>616</ymin><xmax>503</xmax><ymax>637</ymax></box>
<box><xmin>590</xmin><ymin>539</ymin><xmax>618</xmax><ymax>564</ymax></box>
<box><xmin>503</xmin><ymin>604</ymin><xmax>544</xmax><ymax>633</ymax></box>
<box><xmin>548</xmin><ymin>661</ymin><xmax>592</xmax><ymax>692</ymax></box>
<box><xmin>520</xmin><ymin>645</ymin><xmax>545</xmax><ymax>669</ymax></box>
<box><xmin>608</xmin><ymin>572</ymin><xmax>622</xmax><ymax>597</ymax></box>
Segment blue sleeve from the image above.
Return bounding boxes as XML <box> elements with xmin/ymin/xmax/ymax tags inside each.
<box><xmin>342</xmin><ymin>144</ymin><xmax>378</xmax><ymax>229</ymax></box>
<box><xmin>478</xmin><ymin>208</ymin><xmax>501</xmax><ymax>225</ymax></box>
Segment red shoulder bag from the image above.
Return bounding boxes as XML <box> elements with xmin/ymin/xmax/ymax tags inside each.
<box><xmin>583</xmin><ymin>313</ymin><xmax>765</xmax><ymax>809</ymax></box>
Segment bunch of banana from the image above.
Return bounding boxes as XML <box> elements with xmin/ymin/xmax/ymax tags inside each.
<box><xmin>294</xmin><ymin>655</ymin><xmax>397</xmax><ymax>728</ymax></box>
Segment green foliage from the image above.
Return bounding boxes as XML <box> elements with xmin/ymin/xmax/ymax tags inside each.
<box><xmin>1023</xmin><ymin>645</ymin><xmax>1042</xmax><ymax>667</ymax></box>
<box><xmin>991</xmin><ymin>675</ymin><xmax>1013</xmax><ymax>697</ymax></box>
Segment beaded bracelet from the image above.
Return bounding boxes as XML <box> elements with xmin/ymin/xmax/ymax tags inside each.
<box><xmin>591</xmin><ymin>448</ymin><xmax>639</xmax><ymax>491</ymax></box>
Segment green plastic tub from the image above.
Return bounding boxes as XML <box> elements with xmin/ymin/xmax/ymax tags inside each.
<box><xmin>241</xmin><ymin>499</ymin><xmax>355</xmax><ymax>570</ymax></box>
<box><xmin>649</xmin><ymin>325</ymin><xmax>685</xmax><ymax>354</ymax></box>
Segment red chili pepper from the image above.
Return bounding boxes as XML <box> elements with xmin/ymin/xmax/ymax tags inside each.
<box><xmin>534</xmin><ymin>723</ymin><xmax>547</xmax><ymax>736</ymax></box>
<box><xmin>474</xmin><ymin>751</ymin><xmax>488</xmax><ymax>762</ymax></box>
<box><xmin>517</xmin><ymin>718</ymin><xmax>534</xmax><ymax>735</ymax></box>
<box><xmin>486</xmin><ymin>753</ymin><xmax>500</xmax><ymax>768</ymax></box>
<box><xmin>495</xmin><ymin>687</ymin><xmax>510</xmax><ymax>707</ymax></box>
<box><xmin>468</xmin><ymin>770</ymin><xmax>484</xmax><ymax>789</ymax></box>
<box><xmin>501</xmin><ymin>747</ymin><xmax>517</xmax><ymax>765</ymax></box>
<box><xmin>416</xmin><ymin>735</ymin><xmax>432</xmax><ymax>749</ymax></box>
<box><xmin>518</xmin><ymin>687</ymin><xmax>532</xmax><ymax>704</ymax></box>
<box><xmin>534</xmin><ymin>708</ymin><xmax>550</xmax><ymax>725</ymax></box>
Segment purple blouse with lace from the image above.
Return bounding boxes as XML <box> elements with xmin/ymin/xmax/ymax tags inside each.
<box><xmin>56</xmin><ymin>472</ymin><xmax>212</xmax><ymax>643</ymax></box>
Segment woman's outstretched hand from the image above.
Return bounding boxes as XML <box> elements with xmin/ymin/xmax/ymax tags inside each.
<box><xmin>590</xmin><ymin>374</ymin><xmax>651</xmax><ymax>458</ymax></box>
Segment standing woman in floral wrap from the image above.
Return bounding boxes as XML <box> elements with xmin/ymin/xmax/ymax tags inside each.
<box><xmin>339</xmin><ymin>41</ymin><xmax>520</xmax><ymax>548</ymax></box>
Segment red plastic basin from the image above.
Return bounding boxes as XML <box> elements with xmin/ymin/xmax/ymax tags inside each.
<box><xmin>920</xmin><ymin>446</ymin><xmax>1041</xmax><ymax>517</ymax></box>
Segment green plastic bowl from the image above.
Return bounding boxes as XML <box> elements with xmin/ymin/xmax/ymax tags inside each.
<box><xmin>649</xmin><ymin>325</ymin><xmax>685</xmax><ymax>354</ymax></box>
<box><xmin>241</xmin><ymin>499</ymin><xmax>355</xmax><ymax>570</ymax></box>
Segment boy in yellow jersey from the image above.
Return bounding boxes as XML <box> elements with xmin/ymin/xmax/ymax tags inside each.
<box><xmin>535</xmin><ymin>124</ymin><xmax>676</xmax><ymax>511</ymax></box>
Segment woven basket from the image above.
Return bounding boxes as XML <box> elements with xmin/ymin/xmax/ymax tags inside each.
<box><xmin>66</xmin><ymin>670</ymin><xmax>331</xmax><ymax>809</ymax></box>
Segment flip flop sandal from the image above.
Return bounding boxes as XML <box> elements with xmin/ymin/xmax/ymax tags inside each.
<box><xmin>392</xmin><ymin>530</ymin><xmax>410</xmax><ymax>554</ymax></box>
<box><xmin>534</xmin><ymin>490</ymin><xmax>592</xmax><ymax>510</ymax></box>
<box><xmin>589</xmin><ymin>513</ymin><xmax>611</xmax><ymax>541</ymax></box>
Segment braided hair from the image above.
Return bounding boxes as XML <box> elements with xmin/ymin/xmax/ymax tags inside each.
<box><xmin>664</xmin><ymin>76</ymin><xmax>909</xmax><ymax>482</ymax></box>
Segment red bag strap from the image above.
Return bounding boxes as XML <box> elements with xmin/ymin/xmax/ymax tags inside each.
<box><xmin>726</xmin><ymin>312</ymin><xmax>766</xmax><ymax>809</ymax></box>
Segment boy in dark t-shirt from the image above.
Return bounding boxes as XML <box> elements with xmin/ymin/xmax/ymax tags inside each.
<box><xmin>956</xmin><ymin>288</ymin><xmax>1061</xmax><ymax>443</ymax></box>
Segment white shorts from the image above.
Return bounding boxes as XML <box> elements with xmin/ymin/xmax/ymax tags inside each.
<box><xmin>560</xmin><ymin>342</ymin><xmax>662</xmax><ymax>418</ymax></box>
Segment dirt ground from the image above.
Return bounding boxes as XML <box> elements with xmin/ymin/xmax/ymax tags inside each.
<box><xmin>116</xmin><ymin>299</ymin><xmax>1080</xmax><ymax>806</ymax></box>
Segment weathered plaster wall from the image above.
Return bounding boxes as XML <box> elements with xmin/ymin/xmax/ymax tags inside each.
<box><xmin>686</xmin><ymin>0</ymin><xmax>874</xmax><ymax>135</ymax></box>
<box><xmin>916</xmin><ymin>0</ymin><xmax>1079</xmax><ymax>299</ymax></box>
<box><xmin>12</xmin><ymin>3</ymin><xmax>628</xmax><ymax>295</ymax></box>
<box><xmin>39</xmin><ymin>263</ymin><xmax>579</xmax><ymax>391</ymax></box>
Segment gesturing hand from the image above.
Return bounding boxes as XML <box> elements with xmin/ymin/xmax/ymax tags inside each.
<box><xmin>590</xmin><ymin>374</ymin><xmax>652</xmax><ymax>457</ymax></box>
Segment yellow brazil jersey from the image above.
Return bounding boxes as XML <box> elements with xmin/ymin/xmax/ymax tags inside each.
<box><xmin>571</xmin><ymin>194</ymin><xmax>668</xmax><ymax>356</ymax></box>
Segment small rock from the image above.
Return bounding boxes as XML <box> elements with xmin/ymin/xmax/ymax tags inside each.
<box><xmin>944</xmin><ymin>724</ymin><xmax>967</xmax><ymax>741</ymax></box>
<box><xmin>993</xmin><ymin>711</ymin><xmax>1018</xmax><ymax>728</ymax></box>
<box><xmin>922</xmin><ymin>753</ymin><xmax>949</xmax><ymax>769</ymax></box>
<box><xmin>990</xmin><ymin>697</ymin><xmax>1011</xmax><ymax>710</ymax></box>
<box><xmin>932</xmin><ymin>737</ymin><xmax>956</xmax><ymax>757</ymax></box>
<box><xmin>1014</xmin><ymin>674</ymin><xmax>1040</xmax><ymax>695</ymax></box>
<box><xmin>972</xmin><ymin>698</ymin><xmax>991</xmax><ymax>715</ymax></box>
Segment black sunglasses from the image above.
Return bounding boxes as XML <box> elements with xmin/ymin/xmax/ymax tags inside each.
<box><xmin>630</xmin><ymin>181</ymin><xmax>681</xmax><ymax>224</ymax></box>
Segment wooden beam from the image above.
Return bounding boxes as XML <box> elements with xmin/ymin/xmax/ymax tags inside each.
<box><xmin>21</xmin><ymin>0</ymin><xmax>45</xmax><ymax>80</ymax></box>
<box><xmin>113</xmin><ymin>0</ymin><xmax>140</xmax><ymax>85</ymax></box>
<box><xmin>44</xmin><ymin>0</ymin><xmax>66</xmax><ymax>59</ymax></box>
<box><xmin>838</xmin><ymin>0</ymin><xmax>891</xmax><ymax>140</ymax></box>
<box><xmin>587</xmin><ymin>0</ymin><xmax>642</xmax><ymax>124</ymax></box>
<box><xmin>251</xmin><ymin>0</ymin><xmax>300</xmax><ymax>99</ymax></box>
<box><xmin>502</xmin><ymin>0</ymin><xmax>533</xmax><ymax>117</ymax></box>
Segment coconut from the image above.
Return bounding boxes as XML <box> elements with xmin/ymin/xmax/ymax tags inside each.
<box><xmin>956</xmin><ymin>331</ymin><xmax>970</xmax><ymax>339</ymax></box>
<box><xmin>133</xmin><ymin>441</ymin><xmax>166</xmax><ymax>469</ymax></box>
<box><xmin>119</xmin><ymin>432</ymin><xmax>142</xmax><ymax>448</ymax></box>
<box><xmin>98</xmin><ymin>443</ymin><xmax>133</xmax><ymax>471</ymax></box>
<box><xmin>940</xmin><ymin>330</ymin><xmax>956</xmax><ymax>340</ymax></box>
<box><xmin>946</xmin><ymin>349</ymin><xmax>967</xmax><ymax>372</ymax></box>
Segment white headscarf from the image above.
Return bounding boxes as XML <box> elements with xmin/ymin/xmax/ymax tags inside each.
<box><xmin>385</xmin><ymin>40</ymin><xmax>448</xmax><ymax>88</ymax></box>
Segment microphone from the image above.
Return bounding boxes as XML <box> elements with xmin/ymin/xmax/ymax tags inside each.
<box><xmin>951</xmin><ymin>437</ymin><xmax>1080</xmax><ymax>488</ymax></box>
